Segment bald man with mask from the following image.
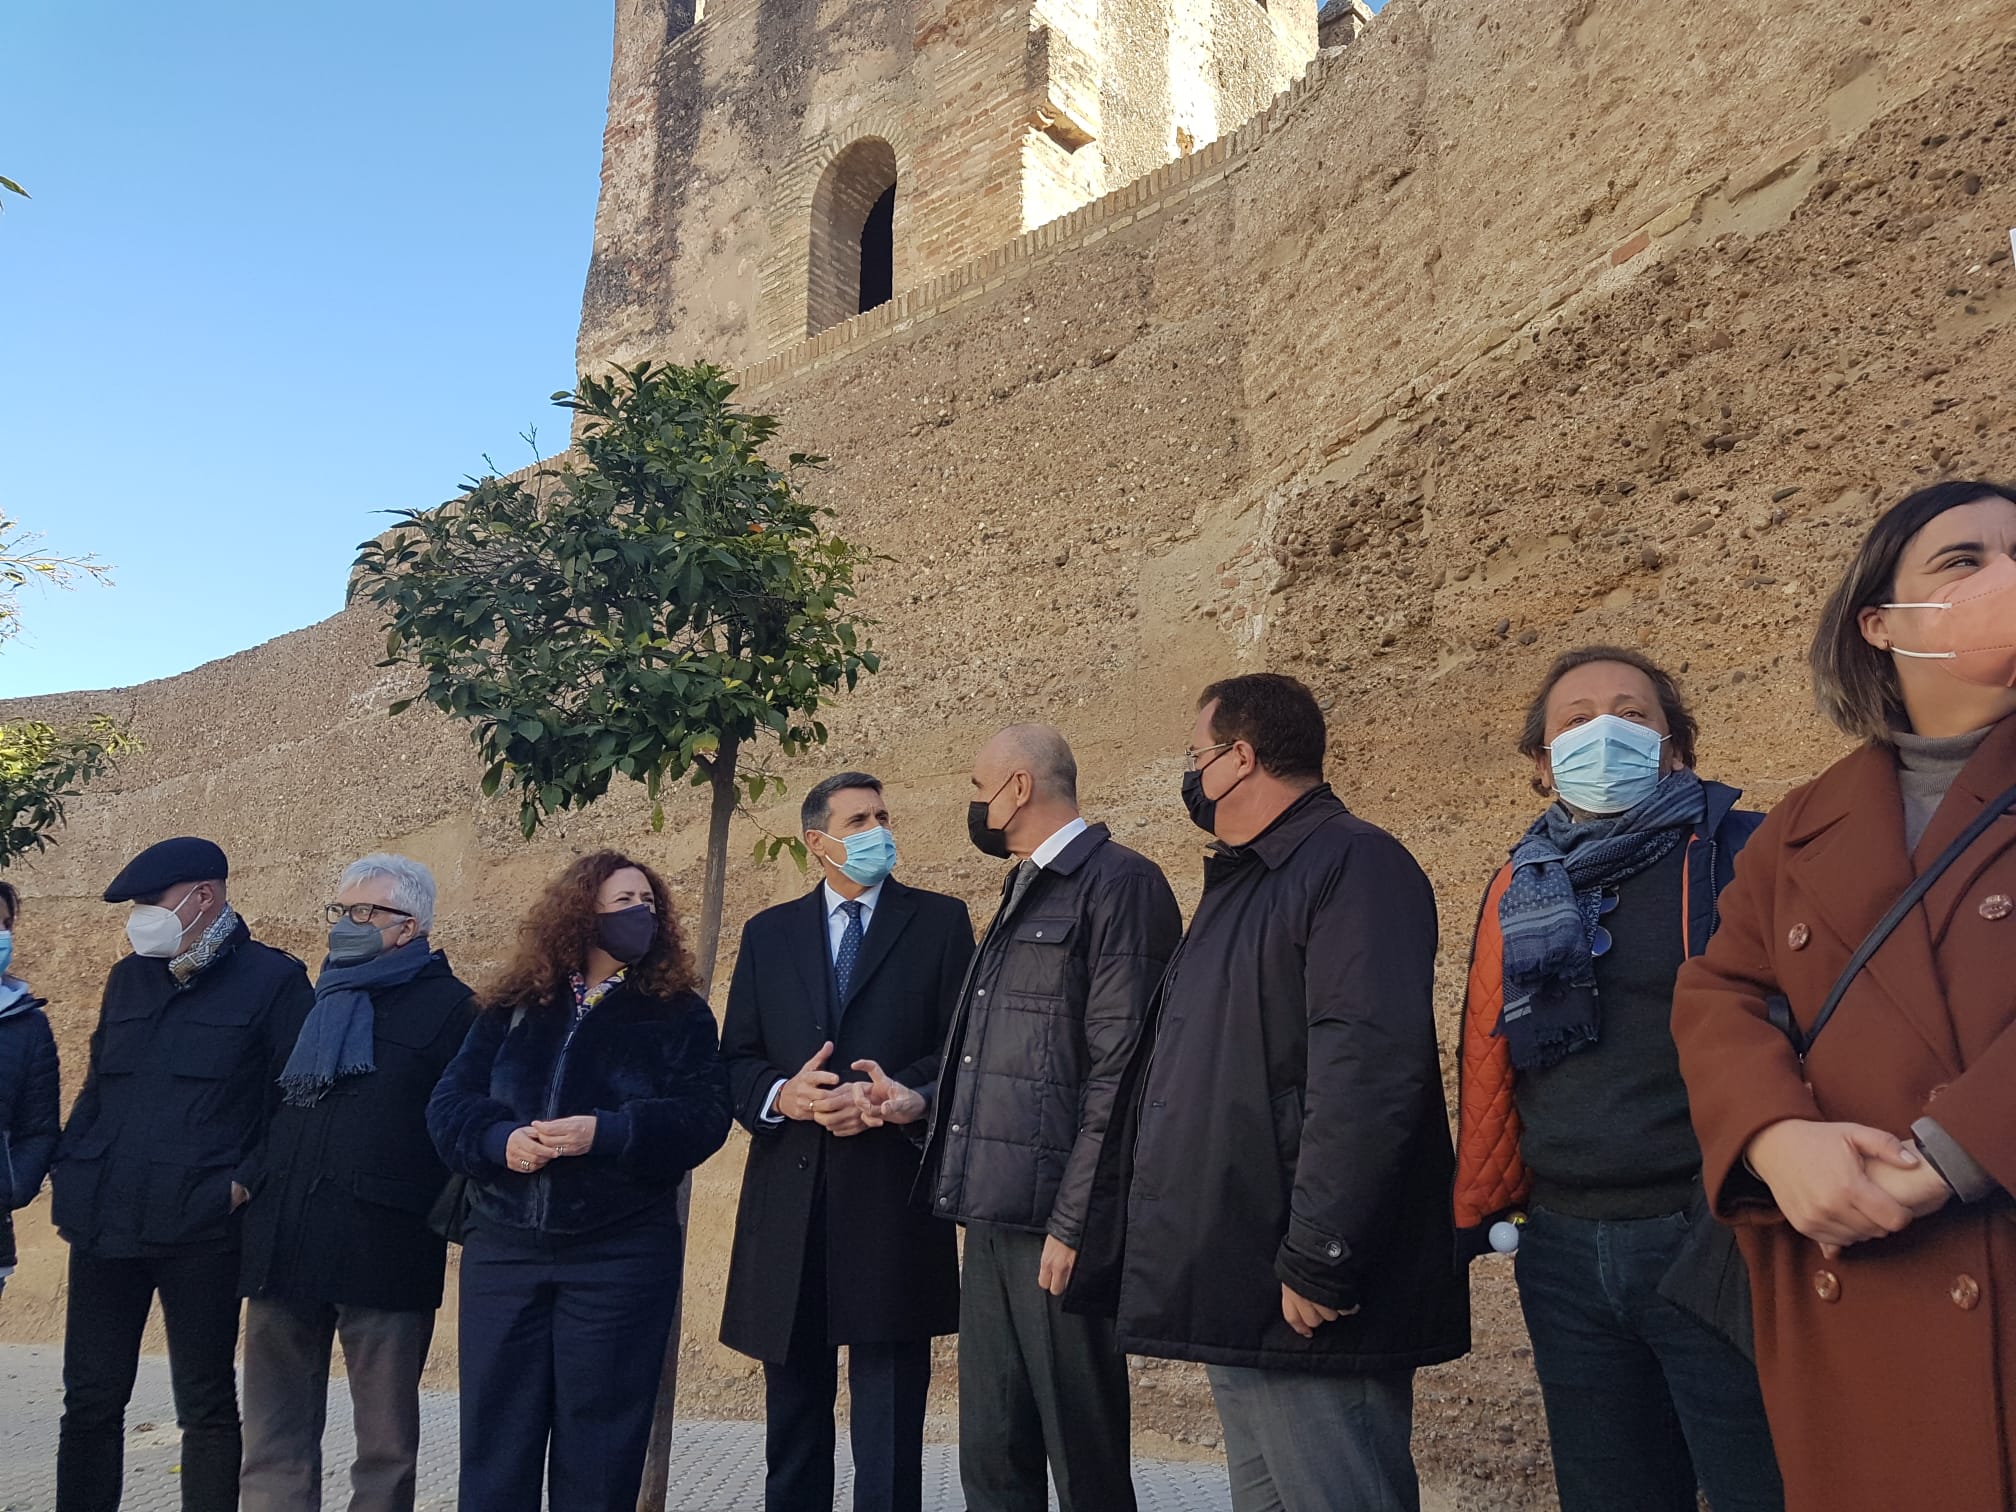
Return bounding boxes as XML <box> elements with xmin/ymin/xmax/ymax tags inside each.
<box><xmin>919</xmin><ymin>726</ymin><xmax>1181</xmax><ymax>1512</ymax></box>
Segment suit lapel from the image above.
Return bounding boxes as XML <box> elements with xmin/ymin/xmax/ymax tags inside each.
<box><xmin>1790</xmin><ymin>744</ymin><xmax>1960</xmax><ymax>1072</ymax></box>
<box><xmin>842</xmin><ymin>878</ymin><xmax>918</xmax><ymax>1011</ymax></box>
<box><xmin>787</xmin><ymin>886</ymin><xmax>834</xmax><ymax>1025</ymax></box>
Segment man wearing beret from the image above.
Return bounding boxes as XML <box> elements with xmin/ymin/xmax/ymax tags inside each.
<box><xmin>50</xmin><ymin>837</ymin><xmax>314</xmax><ymax>1512</ymax></box>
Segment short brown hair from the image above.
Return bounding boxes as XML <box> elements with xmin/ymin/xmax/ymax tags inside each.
<box><xmin>1811</xmin><ymin>480</ymin><xmax>2016</xmax><ymax>743</ymax></box>
<box><xmin>0</xmin><ymin>881</ymin><xmax>16</xmax><ymax>930</ymax></box>
<box><xmin>1518</xmin><ymin>647</ymin><xmax>1699</xmax><ymax>792</ymax></box>
<box><xmin>1199</xmin><ymin>673</ymin><xmax>1326</xmax><ymax>780</ymax></box>
<box><xmin>487</xmin><ymin>850</ymin><xmax>699</xmax><ymax>1012</ymax></box>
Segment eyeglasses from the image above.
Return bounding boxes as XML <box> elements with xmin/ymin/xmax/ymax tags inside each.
<box><xmin>324</xmin><ymin>903</ymin><xmax>413</xmax><ymax>926</ymax></box>
<box><xmin>1183</xmin><ymin>741</ymin><xmax>1235</xmax><ymax>771</ymax></box>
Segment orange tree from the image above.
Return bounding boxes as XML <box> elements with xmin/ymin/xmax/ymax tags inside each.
<box><xmin>350</xmin><ymin>360</ymin><xmax>877</xmax><ymax>986</ymax></box>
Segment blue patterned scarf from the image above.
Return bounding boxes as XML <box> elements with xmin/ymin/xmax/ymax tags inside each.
<box><xmin>279</xmin><ymin>938</ymin><xmax>437</xmax><ymax>1107</ymax></box>
<box><xmin>1497</xmin><ymin>768</ymin><xmax>1705</xmax><ymax>1071</ymax></box>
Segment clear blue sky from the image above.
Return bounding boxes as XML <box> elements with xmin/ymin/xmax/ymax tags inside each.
<box><xmin>0</xmin><ymin>2</ymin><xmax>615</xmax><ymax>698</ymax></box>
<box><xmin>2</xmin><ymin>1</ymin><xmax>1375</xmax><ymax>700</ymax></box>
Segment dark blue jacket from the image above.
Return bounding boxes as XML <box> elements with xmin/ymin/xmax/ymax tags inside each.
<box><xmin>53</xmin><ymin>920</ymin><xmax>313</xmax><ymax>1257</ymax></box>
<box><xmin>1</xmin><ymin>982</ymin><xmax>60</xmax><ymax>1272</ymax></box>
<box><xmin>428</xmin><ymin>981</ymin><xmax>732</xmax><ymax>1239</ymax></box>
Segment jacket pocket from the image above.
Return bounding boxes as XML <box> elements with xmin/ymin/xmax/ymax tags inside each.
<box><xmin>1001</xmin><ymin>917</ymin><xmax>1077</xmax><ymax>1007</ymax></box>
<box><xmin>49</xmin><ymin>1131</ymin><xmax>111</xmax><ymax>1233</ymax></box>
<box><xmin>1270</xmin><ymin>1086</ymin><xmax>1305</xmax><ymax>1170</ymax></box>
<box><xmin>140</xmin><ymin>1143</ymin><xmax>233</xmax><ymax>1245</ymax></box>
<box><xmin>353</xmin><ymin>1172</ymin><xmax>446</xmax><ymax>1217</ymax></box>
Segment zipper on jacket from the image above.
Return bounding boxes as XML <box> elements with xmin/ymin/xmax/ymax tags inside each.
<box><xmin>530</xmin><ymin>1011</ymin><xmax>587</xmax><ymax>1232</ymax></box>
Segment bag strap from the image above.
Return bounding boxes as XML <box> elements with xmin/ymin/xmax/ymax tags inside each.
<box><xmin>1792</xmin><ymin>774</ymin><xmax>2016</xmax><ymax>1058</ymax></box>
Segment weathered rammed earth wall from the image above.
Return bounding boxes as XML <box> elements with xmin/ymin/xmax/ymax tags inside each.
<box><xmin>7</xmin><ymin>1</ymin><xmax>2015</xmax><ymax>1503</ymax></box>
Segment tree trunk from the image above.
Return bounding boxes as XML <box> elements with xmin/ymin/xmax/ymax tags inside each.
<box><xmin>637</xmin><ymin>735</ymin><xmax>741</xmax><ymax>1512</ymax></box>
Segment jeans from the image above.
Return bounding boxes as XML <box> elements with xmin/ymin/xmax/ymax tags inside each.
<box><xmin>1515</xmin><ymin>1206</ymin><xmax>1784</xmax><ymax>1512</ymax></box>
<box><xmin>57</xmin><ymin>1247</ymin><xmax>243</xmax><ymax>1512</ymax></box>
<box><xmin>240</xmin><ymin>1297</ymin><xmax>436</xmax><ymax>1512</ymax></box>
<box><xmin>1203</xmin><ymin>1364</ymin><xmax>1416</xmax><ymax>1512</ymax></box>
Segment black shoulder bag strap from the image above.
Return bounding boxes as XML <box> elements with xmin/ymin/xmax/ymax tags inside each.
<box><xmin>1771</xmin><ymin>774</ymin><xmax>2016</xmax><ymax>1058</ymax></box>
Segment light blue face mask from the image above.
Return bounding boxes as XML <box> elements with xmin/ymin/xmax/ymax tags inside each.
<box><xmin>1547</xmin><ymin>715</ymin><xmax>1667</xmax><ymax>816</ymax></box>
<box><xmin>821</xmin><ymin>826</ymin><xmax>898</xmax><ymax>887</ymax></box>
<box><xmin>0</xmin><ymin>929</ymin><xmax>12</xmax><ymax>977</ymax></box>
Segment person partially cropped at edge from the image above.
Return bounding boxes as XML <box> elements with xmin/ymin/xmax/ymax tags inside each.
<box><xmin>1072</xmin><ymin>674</ymin><xmax>1468</xmax><ymax>1512</ymax></box>
<box><xmin>238</xmin><ymin>854</ymin><xmax>476</xmax><ymax>1512</ymax></box>
<box><xmin>919</xmin><ymin>726</ymin><xmax>1181</xmax><ymax>1512</ymax></box>
<box><xmin>718</xmin><ymin>772</ymin><xmax>973</xmax><ymax>1512</ymax></box>
<box><xmin>51</xmin><ymin>837</ymin><xmax>313</xmax><ymax>1512</ymax></box>
<box><xmin>427</xmin><ymin>851</ymin><xmax>731</xmax><ymax>1512</ymax></box>
<box><xmin>1673</xmin><ymin>480</ymin><xmax>2016</xmax><ymax>1512</ymax></box>
<box><xmin>0</xmin><ymin>879</ymin><xmax>60</xmax><ymax>1308</ymax></box>
<box><xmin>1452</xmin><ymin>648</ymin><xmax>1781</xmax><ymax>1512</ymax></box>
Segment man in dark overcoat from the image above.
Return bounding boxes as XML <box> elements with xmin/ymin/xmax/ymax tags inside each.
<box><xmin>51</xmin><ymin>837</ymin><xmax>314</xmax><ymax>1512</ymax></box>
<box><xmin>238</xmin><ymin>853</ymin><xmax>476</xmax><ymax>1512</ymax></box>
<box><xmin>720</xmin><ymin>771</ymin><xmax>974</xmax><ymax>1512</ymax></box>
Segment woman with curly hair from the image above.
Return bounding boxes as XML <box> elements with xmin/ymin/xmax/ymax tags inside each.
<box><xmin>428</xmin><ymin>851</ymin><xmax>731</xmax><ymax>1512</ymax></box>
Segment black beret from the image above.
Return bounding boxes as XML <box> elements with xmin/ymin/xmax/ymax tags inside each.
<box><xmin>102</xmin><ymin>837</ymin><xmax>230</xmax><ymax>904</ymax></box>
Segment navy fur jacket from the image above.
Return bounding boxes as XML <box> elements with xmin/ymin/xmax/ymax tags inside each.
<box><xmin>427</xmin><ymin>979</ymin><xmax>732</xmax><ymax>1238</ymax></box>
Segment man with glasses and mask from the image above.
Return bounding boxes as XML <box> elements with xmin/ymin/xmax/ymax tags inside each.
<box><xmin>1073</xmin><ymin>675</ymin><xmax>1469</xmax><ymax>1512</ymax></box>
<box><xmin>719</xmin><ymin>772</ymin><xmax>974</xmax><ymax>1512</ymax></box>
<box><xmin>238</xmin><ymin>854</ymin><xmax>475</xmax><ymax>1512</ymax></box>
<box><xmin>51</xmin><ymin>836</ymin><xmax>313</xmax><ymax>1512</ymax></box>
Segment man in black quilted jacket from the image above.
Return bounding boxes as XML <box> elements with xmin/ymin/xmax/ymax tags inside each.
<box><xmin>918</xmin><ymin>724</ymin><xmax>1181</xmax><ymax>1512</ymax></box>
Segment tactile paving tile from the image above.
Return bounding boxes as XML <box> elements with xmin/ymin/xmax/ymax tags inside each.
<box><xmin>0</xmin><ymin>1345</ymin><xmax>1231</xmax><ymax>1511</ymax></box>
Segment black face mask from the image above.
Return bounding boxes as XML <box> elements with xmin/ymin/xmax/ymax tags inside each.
<box><xmin>596</xmin><ymin>904</ymin><xmax>657</xmax><ymax>965</ymax></box>
<box><xmin>967</xmin><ymin>775</ymin><xmax>1016</xmax><ymax>860</ymax></box>
<box><xmin>1181</xmin><ymin>754</ymin><xmax>1247</xmax><ymax>836</ymax></box>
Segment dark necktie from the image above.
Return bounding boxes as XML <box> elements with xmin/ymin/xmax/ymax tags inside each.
<box><xmin>1004</xmin><ymin>859</ymin><xmax>1041</xmax><ymax>917</ymax></box>
<box><xmin>835</xmin><ymin>899</ymin><xmax>866</xmax><ymax>1000</ymax></box>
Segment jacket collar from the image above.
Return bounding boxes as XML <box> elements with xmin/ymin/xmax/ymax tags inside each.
<box><xmin>1223</xmin><ymin>783</ymin><xmax>1343</xmax><ymax>871</ymax></box>
<box><xmin>1044</xmin><ymin>822</ymin><xmax>1111</xmax><ymax>877</ymax></box>
<box><xmin>1699</xmin><ymin>778</ymin><xmax>1742</xmax><ymax>835</ymax></box>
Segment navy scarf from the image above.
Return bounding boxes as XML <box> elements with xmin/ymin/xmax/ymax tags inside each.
<box><xmin>1497</xmin><ymin>769</ymin><xmax>1705</xmax><ymax>1071</ymax></box>
<box><xmin>279</xmin><ymin>938</ymin><xmax>437</xmax><ymax>1108</ymax></box>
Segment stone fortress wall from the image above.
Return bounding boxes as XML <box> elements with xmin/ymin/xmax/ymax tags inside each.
<box><xmin>5</xmin><ymin>0</ymin><xmax>2015</xmax><ymax>1503</ymax></box>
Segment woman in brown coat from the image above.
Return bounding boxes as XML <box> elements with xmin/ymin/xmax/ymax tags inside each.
<box><xmin>1673</xmin><ymin>479</ymin><xmax>2016</xmax><ymax>1512</ymax></box>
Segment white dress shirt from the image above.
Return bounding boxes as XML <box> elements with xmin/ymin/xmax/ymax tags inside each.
<box><xmin>760</xmin><ymin>880</ymin><xmax>884</xmax><ymax>1123</ymax></box>
<box><xmin>1027</xmin><ymin>815</ymin><xmax>1089</xmax><ymax>870</ymax></box>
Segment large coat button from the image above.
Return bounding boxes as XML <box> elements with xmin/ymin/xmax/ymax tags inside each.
<box><xmin>1814</xmin><ymin>1269</ymin><xmax>1841</xmax><ymax>1301</ymax></box>
<box><xmin>1952</xmin><ymin>1274</ymin><xmax>1981</xmax><ymax>1311</ymax></box>
<box><xmin>1788</xmin><ymin>923</ymin><xmax>1812</xmax><ymax>950</ymax></box>
<box><xmin>1979</xmin><ymin>895</ymin><xmax>2013</xmax><ymax>921</ymax></box>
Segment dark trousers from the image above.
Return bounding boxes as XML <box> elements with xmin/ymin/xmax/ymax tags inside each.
<box><xmin>457</xmin><ymin>1211</ymin><xmax>684</xmax><ymax>1512</ymax></box>
<box><xmin>1515</xmin><ymin>1206</ymin><xmax>1784</xmax><ymax>1512</ymax></box>
<box><xmin>765</xmin><ymin>1192</ymin><xmax>931</xmax><ymax>1512</ymax></box>
<box><xmin>1205</xmin><ymin>1364</ymin><xmax>1417</xmax><ymax>1512</ymax></box>
<box><xmin>958</xmin><ymin>1222</ymin><xmax>1134</xmax><ymax>1512</ymax></box>
<box><xmin>240</xmin><ymin>1296</ymin><xmax>436</xmax><ymax>1512</ymax></box>
<box><xmin>57</xmin><ymin>1246</ymin><xmax>243</xmax><ymax>1512</ymax></box>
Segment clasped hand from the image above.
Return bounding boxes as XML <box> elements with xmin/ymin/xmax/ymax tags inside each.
<box><xmin>779</xmin><ymin>1042</ymin><xmax>926</xmax><ymax>1136</ymax></box>
<box><xmin>1745</xmin><ymin>1119</ymin><xmax>1951</xmax><ymax>1258</ymax></box>
<box><xmin>505</xmin><ymin>1115</ymin><xmax>598</xmax><ymax>1172</ymax></box>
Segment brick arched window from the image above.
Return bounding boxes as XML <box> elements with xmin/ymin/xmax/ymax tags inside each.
<box><xmin>807</xmin><ymin>138</ymin><xmax>898</xmax><ymax>335</ymax></box>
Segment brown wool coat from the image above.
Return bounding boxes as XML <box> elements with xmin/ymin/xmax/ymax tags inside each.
<box><xmin>1673</xmin><ymin>716</ymin><xmax>2016</xmax><ymax>1512</ymax></box>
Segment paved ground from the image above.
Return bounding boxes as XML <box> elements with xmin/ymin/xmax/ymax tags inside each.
<box><xmin>0</xmin><ymin>1345</ymin><xmax>1233</xmax><ymax>1511</ymax></box>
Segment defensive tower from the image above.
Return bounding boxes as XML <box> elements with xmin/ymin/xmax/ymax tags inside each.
<box><xmin>576</xmin><ymin>0</ymin><xmax>1320</xmax><ymax>373</ymax></box>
